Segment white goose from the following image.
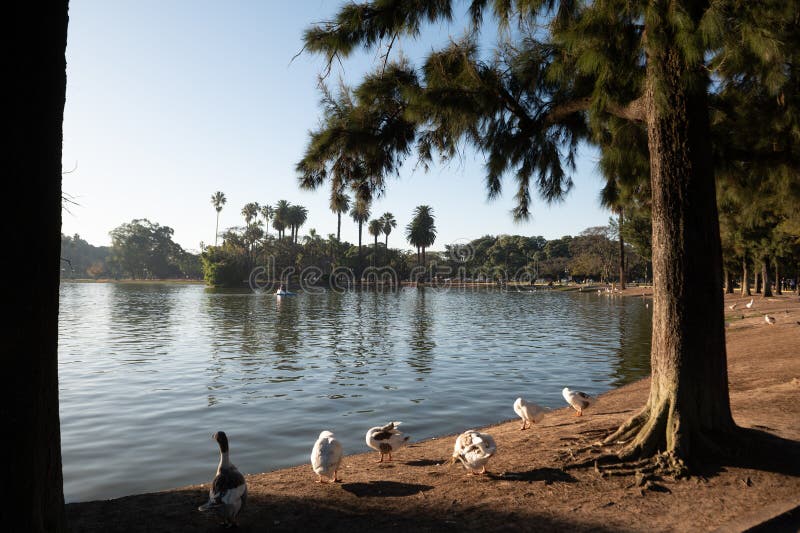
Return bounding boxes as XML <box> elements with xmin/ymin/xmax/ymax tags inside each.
<box><xmin>366</xmin><ymin>421</ymin><xmax>409</xmax><ymax>463</ymax></box>
<box><xmin>513</xmin><ymin>397</ymin><xmax>548</xmax><ymax>430</ymax></box>
<box><xmin>311</xmin><ymin>430</ymin><xmax>343</xmax><ymax>483</ymax></box>
<box><xmin>562</xmin><ymin>387</ymin><xmax>596</xmax><ymax>417</ymax></box>
<box><xmin>765</xmin><ymin>314</ymin><xmax>776</xmax><ymax>325</ymax></box>
<box><xmin>728</xmin><ymin>302</ymin><xmax>738</xmax><ymax>310</ymax></box>
<box><xmin>198</xmin><ymin>431</ymin><xmax>247</xmax><ymax>528</ymax></box>
<box><xmin>450</xmin><ymin>430</ymin><xmax>497</xmax><ymax>475</ymax></box>
<box><xmin>745</xmin><ymin>298</ymin><xmax>754</xmax><ymax>309</ymax></box>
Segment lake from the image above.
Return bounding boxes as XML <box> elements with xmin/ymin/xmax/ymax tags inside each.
<box><xmin>58</xmin><ymin>282</ymin><xmax>651</xmax><ymax>502</ymax></box>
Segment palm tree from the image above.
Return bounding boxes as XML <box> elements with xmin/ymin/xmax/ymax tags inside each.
<box><xmin>350</xmin><ymin>198</ymin><xmax>371</xmax><ymax>273</ymax></box>
<box><xmin>272</xmin><ymin>200</ymin><xmax>291</xmax><ymax>240</ymax></box>
<box><xmin>287</xmin><ymin>204</ymin><xmax>309</xmax><ymax>244</ymax></box>
<box><xmin>241</xmin><ymin>202</ymin><xmax>260</xmax><ymax>225</ymax></box>
<box><xmin>260</xmin><ymin>204</ymin><xmax>274</xmax><ymax>237</ymax></box>
<box><xmin>406</xmin><ymin>205</ymin><xmax>437</xmax><ymax>276</ymax></box>
<box><xmin>380</xmin><ymin>212</ymin><xmax>397</xmax><ymax>252</ymax></box>
<box><xmin>329</xmin><ymin>188</ymin><xmax>351</xmax><ymax>241</ymax></box>
<box><xmin>368</xmin><ymin>219</ymin><xmax>383</xmax><ymax>266</ymax></box>
<box><xmin>210</xmin><ymin>191</ymin><xmax>226</xmax><ymax>246</ymax></box>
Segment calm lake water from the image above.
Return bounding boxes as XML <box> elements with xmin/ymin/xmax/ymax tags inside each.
<box><xmin>58</xmin><ymin>283</ymin><xmax>651</xmax><ymax>502</ymax></box>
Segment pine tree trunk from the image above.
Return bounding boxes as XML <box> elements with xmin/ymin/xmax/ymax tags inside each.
<box><xmin>762</xmin><ymin>258</ymin><xmax>772</xmax><ymax>297</ymax></box>
<box><xmin>724</xmin><ymin>269</ymin><xmax>733</xmax><ymax>294</ymax></box>
<box><xmin>774</xmin><ymin>262</ymin><xmax>781</xmax><ymax>295</ymax></box>
<box><xmin>741</xmin><ymin>255</ymin><xmax>750</xmax><ymax>296</ymax></box>
<box><xmin>755</xmin><ymin>270</ymin><xmax>761</xmax><ymax>293</ymax></box>
<box><xmin>618</xmin><ymin>209</ymin><xmax>626</xmax><ymax>290</ymax></box>
<box><xmin>8</xmin><ymin>3</ymin><xmax>69</xmax><ymax>530</ymax></box>
<box><xmin>605</xmin><ymin>18</ymin><xmax>735</xmax><ymax>468</ymax></box>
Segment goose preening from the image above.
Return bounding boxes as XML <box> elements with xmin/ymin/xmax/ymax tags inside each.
<box><xmin>729</xmin><ymin>302</ymin><xmax>738</xmax><ymax>310</ymax></box>
<box><xmin>513</xmin><ymin>397</ymin><xmax>548</xmax><ymax>430</ymax></box>
<box><xmin>366</xmin><ymin>421</ymin><xmax>409</xmax><ymax>463</ymax></box>
<box><xmin>745</xmin><ymin>298</ymin><xmax>755</xmax><ymax>309</ymax></box>
<box><xmin>562</xmin><ymin>387</ymin><xmax>596</xmax><ymax>417</ymax></box>
<box><xmin>311</xmin><ymin>430</ymin><xmax>343</xmax><ymax>483</ymax></box>
<box><xmin>198</xmin><ymin>431</ymin><xmax>247</xmax><ymax>528</ymax></box>
<box><xmin>450</xmin><ymin>430</ymin><xmax>497</xmax><ymax>475</ymax></box>
<box><xmin>765</xmin><ymin>314</ymin><xmax>776</xmax><ymax>325</ymax></box>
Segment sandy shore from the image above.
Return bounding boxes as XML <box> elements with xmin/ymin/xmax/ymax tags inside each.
<box><xmin>66</xmin><ymin>293</ymin><xmax>800</xmax><ymax>532</ymax></box>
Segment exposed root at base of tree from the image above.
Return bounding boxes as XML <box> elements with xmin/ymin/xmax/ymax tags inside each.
<box><xmin>558</xmin><ymin>405</ymin><xmax>752</xmax><ymax>480</ymax></box>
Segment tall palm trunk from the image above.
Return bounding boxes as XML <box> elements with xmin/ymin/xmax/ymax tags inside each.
<box><xmin>741</xmin><ymin>255</ymin><xmax>750</xmax><ymax>296</ymax></box>
<box><xmin>11</xmin><ymin>3</ymin><xmax>69</xmax><ymax>530</ymax></box>
<box><xmin>618</xmin><ymin>209</ymin><xmax>626</xmax><ymax>289</ymax></box>
<box><xmin>605</xmin><ymin>25</ymin><xmax>735</xmax><ymax>465</ymax></box>
<box><xmin>337</xmin><ymin>212</ymin><xmax>342</xmax><ymax>241</ymax></box>
<box><xmin>373</xmin><ymin>233</ymin><xmax>378</xmax><ymax>266</ymax></box>
<box><xmin>762</xmin><ymin>257</ymin><xmax>772</xmax><ymax>297</ymax></box>
<box><xmin>215</xmin><ymin>211</ymin><xmax>220</xmax><ymax>246</ymax></box>
<box><xmin>357</xmin><ymin>221</ymin><xmax>363</xmax><ymax>275</ymax></box>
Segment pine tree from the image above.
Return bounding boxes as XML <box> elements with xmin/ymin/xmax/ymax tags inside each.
<box><xmin>301</xmin><ymin>0</ymin><xmax>799</xmax><ymax>470</ymax></box>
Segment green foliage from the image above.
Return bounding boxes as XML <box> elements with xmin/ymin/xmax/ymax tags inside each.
<box><xmin>108</xmin><ymin>219</ymin><xmax>198</xmax><ymax>279</ymax></box>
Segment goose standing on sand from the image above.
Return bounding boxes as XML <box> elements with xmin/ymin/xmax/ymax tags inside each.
<box><xmin>366</xmin><ymin>421</ymin><xmax>409</xmax><ymax>463</ymax></box>
<box><xmin>562</xmin><ymin>387</ymin><xmax>596</xmax><ymax>417</ymax></box>
<box><xmin>765</xmin><ymin>314</ymin><xmax>776</xmax><ymax>325</ymax></box>
<box><xmin>513</xmin><ymin>397</ymin><xmax>548</xmax><ymax>430</ymax></box>
<box><xmin>450</xmin><ymin>430</ymin><xmax>497</xmax><ymax>475</ymax></box>
<box><xmin>198</xmin><ymin>431</ymin><xmax>247</xmax><ymax>528</ymax></box>
<box><xmin>745</xmin><ymin>298</ymin><xmax>754</xmax><ymax>309</ymax></box>
<box><xmin>728</xmin><ymin>302</ymin><xmax>738</xmax><ymax>310</ymax></box>
<box><xmin>311</xmin><ymin>430</ymin><xmax>343</xmax><ymax>483</ymax></box>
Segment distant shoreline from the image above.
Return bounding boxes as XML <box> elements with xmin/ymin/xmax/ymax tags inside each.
<box><xmin>61</xmin><ymin>278</ymin><xmax>206</xmax><ymax>285</ymax></box>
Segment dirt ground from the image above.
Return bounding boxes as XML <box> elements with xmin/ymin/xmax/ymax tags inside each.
<box><xmin>66</xmin><ymin>291</ymin><xmax>800</xmax><ymax>532</ymax></box>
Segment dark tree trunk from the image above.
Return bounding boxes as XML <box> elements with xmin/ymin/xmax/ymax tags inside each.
<box><xmin>741</xmin><ymin>255</ymin><xmax>750</xmax><ymax>296</ymax></box>
<box><xmin>724</xmin><ymin>269</ymin><xmax>733</xmax><ymax>294</ymax></box>
<box><xmin>7</xmin><ymin>3</ymin><xmax>69</xmax><ymax>531</ymax></box>
<box><xmin>762</xmin><ymin>258</ymin><xmax>772</xmax><ymax>297</ymax></box>
<box><xmin>755</xmin><ymin>270</ymin><xmax>761</xmax><ymax>293</ymax></box>
<box><xmin>336</xmin><ymin>212</ymin><xmax>341</xmax><ymax>241</ymax></box>
<box><xmin>605</xmin><ymin>15</ymin><xmax>735</xmax><ymax>470</ymax></box>
<box><xmin>357</xmin><ymin>221</ymin><xmax>363</xmax><ymax>276</ymax></box>
<box><xmin>774</xmin><ymin>261</ymin><xmax>781</xmax><ymax>295</ymax></box>
<box><xmin>618</xmin><ymin>209</ymin><xmax>626</xmax><ymax>290</ymax></box>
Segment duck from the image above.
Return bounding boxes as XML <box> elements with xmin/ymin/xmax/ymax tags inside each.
<box><xmin>311</xmin><ymin>430</ymin><xmax>343</xmax><ymax>483</ymax></box>
<box><xmin>728</xmin><ymin>302</ymin><xmax>738</xmax><ymax>310</ymax></box>
<box><xmin>365</xmin><ymin>421</ymin><xmax>409</xmax><ymax>463</ymax></box>
<box><xmin>513</xmin><ymin>397</ymin><xmax>548</xmax><ymax>430</ymax></box>
<box><xmin>198</xmin><ymin>431</ymin><xmax>247</xmax><ymax>528</ymax></box>
<box><xmin>765</xmin><ymin>314</ymin><xmax>776</xmax><ymax>325</ymax></box>
<box><xmin>562</xmin><ymin>387</ymin><xmax>596</xmax><ymax>417</ymax></box>
<box><xmin>450</xmin><ymin>430</ymin><xmax>496</xmax><ymax>475</ymax></box>
<box><xmin>745</xmin><ymin>298</ymin><xmax>754</xmax><ymax>309</ymax></box>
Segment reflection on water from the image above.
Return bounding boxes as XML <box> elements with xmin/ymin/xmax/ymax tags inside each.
<box><xmin>59</xmin><ymin>283</ymin><xmax>651</xmax><ymax>503</ymax></box>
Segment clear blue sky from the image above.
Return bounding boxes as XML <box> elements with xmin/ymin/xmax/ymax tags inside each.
<box><xmin>62</xmin><ymin>0</ymin><xmax>612</xmax><ymax>253</ymax></box>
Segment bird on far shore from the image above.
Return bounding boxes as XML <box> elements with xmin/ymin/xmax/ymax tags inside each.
<box><xmin>765</xmin><ymin>314</ymin><xmax>776</xmax><ymax>325</ymax></box>
<box><xmin>513</xmin><ymin>397</ymin><xmax>548</xmax><ymax>430</ymax></box>
<box><xmin>562</xmin><ymin>387</ymin><xmax>596</xmax><ymax>417</ymax></box>
<box><xmin>450</xmin><ymin>430</ymin><xmax>496</xmax><ymax>475</ymax></box>
<box><xmin>729</xmin><ymin>302</ymin><xmax>738</xmax><ymax>310</ymax></box>
<box><xmin>311</xmin><ymin>430</ymin><xmax>343</xmax><ymax>483</ymax></box>
<box><xmin>745</xmin><ymin>298</ymin><xmax>755</xmax><ymax>309</ymax></box>
<box><xmin>366</xmin><ymin>421</ymin><xmax>409</xmax><ymax>463</ymax></box>
<box><xmin>198</xmin><ymin>431</ymin><xmax>247</xmax><ymax>528</ymax></box>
